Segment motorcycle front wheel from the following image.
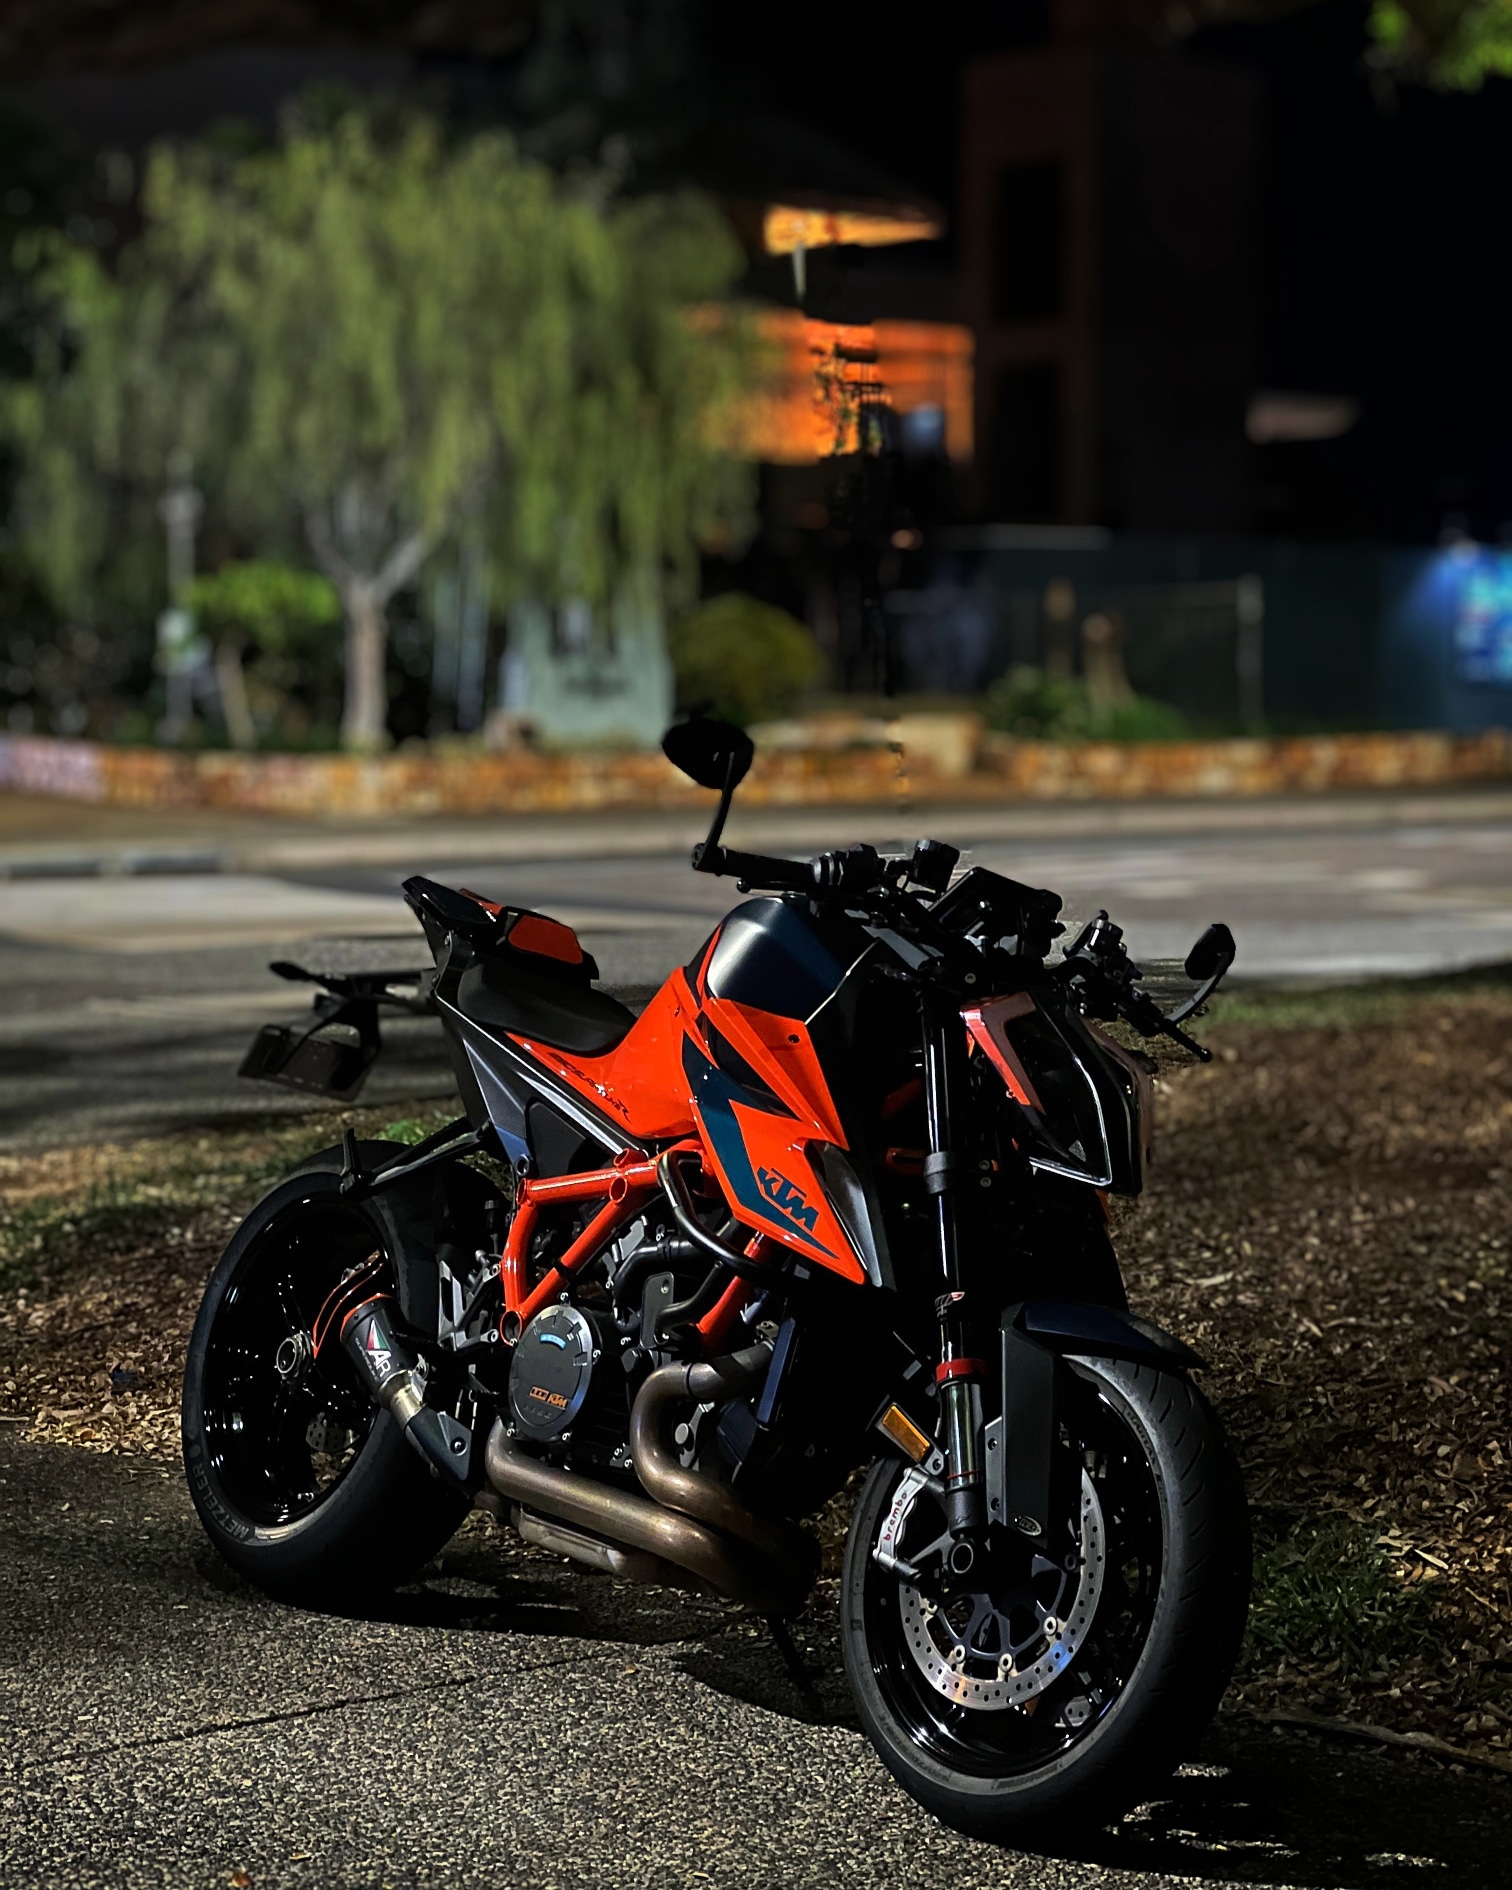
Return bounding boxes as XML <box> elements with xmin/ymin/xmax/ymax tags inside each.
<box><xmin>840</xmin><ymin>1356</ymin><xmax>1250</xmax><ymax>1843</ymax></box>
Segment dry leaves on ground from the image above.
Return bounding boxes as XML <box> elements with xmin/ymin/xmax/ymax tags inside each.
<box><xmin>1117</xmin><ymin>979</ymin><xmax>1512</xmax><ymax>1771</ymax></box>
<box><xmin>0</xmin><ymin>1105</ymin><xmax>441</xmax><ymax>1456</ymax></box>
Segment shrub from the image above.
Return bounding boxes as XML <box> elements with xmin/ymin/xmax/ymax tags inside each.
<box><xmin>985</xmin><ymin>664</ymin><xmax>1188</xmax><ymax>743</ymax></box>
<box><xmin>667</xmin><ymin>591</ymin><xmax>824</xmax><ymax>727</ymax></box>
<box><xmin>188</xmin><ymin>560</ymin><xmax>341</xmax><ymax>655</ymax></box>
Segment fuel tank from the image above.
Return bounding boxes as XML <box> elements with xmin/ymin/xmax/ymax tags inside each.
<box><xmin>696</xmin><ymin>897</ymin><xmax>869</xmax><ymax>1022</ymax></box>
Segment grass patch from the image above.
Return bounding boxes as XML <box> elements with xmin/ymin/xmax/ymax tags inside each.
<box><xmin>1211</xmin><ymin>962</ymin><xmax>1512</xmax><ymax>1033</ymax></box>
<box><xmin>380</xmin><ymin>1113</ymin><xmax>454</xmax><ymax>1146</ymax></box>
<box><xmin>0</xmin><ymin>1108</ymin><xmax>417</xmax><ymax>1296</ymax></box>
<box><xmin>1247</xmin><ymin>1518</ymin><xmax>1439</xmax><ymax>1680</ymax></box>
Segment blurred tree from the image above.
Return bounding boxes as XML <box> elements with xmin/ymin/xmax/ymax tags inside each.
<box><xmin>1365</xmin><ymin>0</ymin><xmax>1512</xmax><ymax>88</ymax></box>
<box><xmin>4</xmin><ymin>103</ymin><xmax>758</xmax><ymax>750</ymax></box>
<box><xmin>0</xmin><ymin>202</ymin><xmax>234</xmax><ymax>730</ymax></box>
<box><xmin>1177</xmin><ymin>0</ymin><xmax>1512</xmax><ymax>90</ymax></box>
<box><xmin>187</xmin><ymin>559</ymin><xmax>341</xmax><ymax>748</ymax></box>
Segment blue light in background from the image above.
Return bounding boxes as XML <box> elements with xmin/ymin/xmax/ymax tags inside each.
<box><xmin>1376</xmin><ymin>541</ymin><xmax>1512</xmax><ymax>730</ymax></box>
<box><xmin>1449</xmin><ymin>548</ymin><xmax>1512</xmax><ymax>685</ymax></box>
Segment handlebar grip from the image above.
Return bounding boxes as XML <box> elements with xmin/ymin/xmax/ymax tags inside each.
<box><xmin>694</xmin><ymin>843</ymin><xmax>813</xmax><ymax>891</ymax></box>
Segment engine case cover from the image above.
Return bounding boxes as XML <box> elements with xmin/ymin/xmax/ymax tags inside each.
<box><xmin>508</xmin><ymin>1305</ymin><xmax>602</xmax><ymax>1443</ymax></box>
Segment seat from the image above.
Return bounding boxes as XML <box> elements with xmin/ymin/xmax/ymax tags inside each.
<box><xmin>454</xmin><ymin>957</ymin><xmax>635</xmax><ymax>1057</ymax></box>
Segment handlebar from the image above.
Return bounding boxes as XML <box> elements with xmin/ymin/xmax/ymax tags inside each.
<box><xmin>1058</xmin><ymin>909</ymin><xmax>1214</xmax><ymax>1062</ymax></box>
<box><xmin>692</xmin><ymin>842</ymin><xmax>816</xmax><ymax>891</ymax></box>
<box><xmin>691</xmin><ymin>820</ymin><xmax>1224</xmax><ymax>1061</ymax></box>
<box><xmin>693</xmin><ymin>840</ymin><xmax>898</xmax><ymax>897</ymax></box>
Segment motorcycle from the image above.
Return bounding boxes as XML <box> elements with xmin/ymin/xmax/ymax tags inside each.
<box><xmin>183</xmin><ymin>714</ymin><xmax>1250</xmax><ymax>1841</ymax></box>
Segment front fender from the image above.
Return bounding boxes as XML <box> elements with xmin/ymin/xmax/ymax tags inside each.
<box><xmin>1008</xmin><ymin>1299</ymin><xmax>1205</xmax><ymax>1372</ymax></box>
<box><xmin>988</xmin><ymin>1300</ymin><xmax>1203</xmax><ymax>1541</ymax></box>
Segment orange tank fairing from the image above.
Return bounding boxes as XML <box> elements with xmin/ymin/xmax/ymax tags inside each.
<box><xmin>700</xmin><ymin>993</ymin><xmax>847</xmax><ymax>1149</ymax></box>
<box><xmin>504</xmin><ymin>959</ymin><xmax>870</xmax><ymax>1284</ymax></box>
<box><xmin>507</xmin><ymin>969</ymin><xmax>701</xmax><ymax>1146</ymax></box>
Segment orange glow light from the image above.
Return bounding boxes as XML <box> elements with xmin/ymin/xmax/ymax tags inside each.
<box><xmin>763</xmin><ymin>204</ymin><xmax>945</xmax><ymax>255</ymax></box>
<box><xmin>732</xmin><ymin>311</ymin><xmax>974</xmax><ymax>465</ymax></box>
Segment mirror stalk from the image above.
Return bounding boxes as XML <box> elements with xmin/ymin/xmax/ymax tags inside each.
<box><xmin>692</xmin><ymin>751</ymin><xmax>741</xmax><ymax>873</ymax></box>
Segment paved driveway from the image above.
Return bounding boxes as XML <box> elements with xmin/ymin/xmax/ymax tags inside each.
<box><xmin>3</xmin><ymin>1429</ymin><xmax>1509</xmax><ymax>1890</ymax></box>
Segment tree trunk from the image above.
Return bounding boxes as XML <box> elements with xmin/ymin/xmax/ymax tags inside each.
<box><xmin>341</xmin><ymin>584</ymin><xmax>389</xmax><ymax>752</ymax></box>
<box><xmin>304</xmin><ymin>509</ymin><xmax>432</xmax><ymax>755</ymax></box>
<box><xmin>214</xmin><ymin>639</ymin><xmax>258</xmax><ymax>750</ymax></box>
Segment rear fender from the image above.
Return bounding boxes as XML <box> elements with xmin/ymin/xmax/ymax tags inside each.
<box><xmin>296</xmin><ymin>1141</ymin><xmax>493</xmax><ymax>1336</ymax></box>
<box><xmin>986</xmin><ymin>1301</ymin><xmax>1204</xmax><ymax>1541</ymax></box>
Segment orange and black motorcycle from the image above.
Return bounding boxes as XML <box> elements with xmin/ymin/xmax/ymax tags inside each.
<box><xmin>183</xmin><ymin>716</ymin><xmax>1250</xmax><ymax>1840</ymax></box>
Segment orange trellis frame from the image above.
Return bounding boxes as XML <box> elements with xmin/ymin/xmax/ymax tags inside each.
<box><xmin>498</xmin><ymin>1142</ymin><xmax>762</xmax><ymax>1352</ymax></box>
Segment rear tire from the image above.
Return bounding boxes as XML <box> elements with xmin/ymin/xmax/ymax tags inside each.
<box><xmin>182</xmin><ymin>1143</ymin><xmax>469</xmax><ymax>1603</ymax></box>
<box><xmin>840</xmin><ymin>1357</ymin><xmax>1249</xmax><ymax>1842</ymax></box>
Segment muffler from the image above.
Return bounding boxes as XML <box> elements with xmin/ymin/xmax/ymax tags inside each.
<box><xmin>338</xmin><ymin>1292</ymin><xmax>473</xmax><ymax>1483</ymax></box>
<box><xmin>481</xmin><ymin>1341</ymin><xmax>817</xmax><ymax>1614</ymax></box>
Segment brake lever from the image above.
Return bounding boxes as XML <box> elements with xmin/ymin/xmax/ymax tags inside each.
<box><xmin>1155</xmin><ymin>1015</ymin><xmax>1212</xmax><ymax>1063</ymax></box>
<box><xmin>1120</xmin><ymin>989</ymin><xmax>1212</xmax><ymax>1063</ymax></box>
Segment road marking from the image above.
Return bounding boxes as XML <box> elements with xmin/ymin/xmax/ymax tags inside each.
<box><xmin>0</xmin><ymin>871</ymin><xmax>705</xmax><ymax>952</ymax></box>
<box><xmin>0</xmin><ymin>874</ymin><xmax>416</xmax><ymax>951</ymax></box>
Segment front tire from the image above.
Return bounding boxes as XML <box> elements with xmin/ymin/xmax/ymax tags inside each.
<box><xmin>840</xmin><ymin>1357</ymin><xmax>1249</xmax><ymax>1842</ymax></box>
<box><xmin>182</xmin><ymin>1143</ymin><xmax>469</xmax><ymax>1603</ymax></box>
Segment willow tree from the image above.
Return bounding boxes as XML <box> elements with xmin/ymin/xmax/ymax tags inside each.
<box><xmin>1</xmin><ymin>217</ymin><xmax>235</xmax><ymax>638</ymax></box>
<box><xmin>1172</xmin><ymin>0</ymin><xmax>1512</xmax><ymax>90</ymax></box>
<box><xmin>6</xmin><ymin>105</ymin><xmax>758</xmax><ymax>749</ymax></box>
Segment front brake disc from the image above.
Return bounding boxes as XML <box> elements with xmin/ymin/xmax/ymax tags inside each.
<box><xmin>878</xmin><ymin>1467</ymin><xmax>1106</xmax><ymax>1712</ymax></box>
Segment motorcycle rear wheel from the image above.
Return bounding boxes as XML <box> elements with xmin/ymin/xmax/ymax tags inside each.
<box><xmin>840</xmin><ymin>1356</ymin><xmax>1249</xmax><ymax>1842</ymax></box>
<box><xmin>182</xmin><ymin>1143</ymin><xmax>469</xmax><ymax>1602</ymax></box>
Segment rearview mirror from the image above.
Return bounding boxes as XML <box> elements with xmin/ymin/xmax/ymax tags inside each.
<box><xmin>661</xmin><ymin>715</ymin><xmax>753</xmax><ymax>792</ymax></box>
<box><xmin>1183</xmin><ymin>923</ymin><xmax>1236</xmax><ymax>983</ymax></box>
<box><xmin>1166</xmin><ymin>921</ymin><xmax>1236</xmax><ymax>1025</ymax></box>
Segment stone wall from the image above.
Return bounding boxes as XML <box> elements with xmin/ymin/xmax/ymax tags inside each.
<box><xmin>0</xmin><ymin>726</ymin><xmax>1507</xmax><ymax>818</ymax></box>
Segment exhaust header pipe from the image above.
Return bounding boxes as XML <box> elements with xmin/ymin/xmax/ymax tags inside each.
<box><xmin>482</xmin><ymin>1340</ymin><xmax>817</xmax><ymax>1615</ymax></box>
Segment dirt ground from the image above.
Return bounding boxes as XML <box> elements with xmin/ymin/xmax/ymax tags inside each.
<box><xmin>2</xmin><ymin>975</ymin><xmax>1509</xmax><ymax>1775</ymax></box>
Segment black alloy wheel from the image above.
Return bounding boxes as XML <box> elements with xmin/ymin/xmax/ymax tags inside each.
<box><xmin>841</xmin><ymin>1356</ymin><xmax>1250</xmax><ymax>1841</ymax></box>
<box><xmin>197</xmin><ymin>1194</ymin><xmax>380</xmax><ymax>1527</ymax></box>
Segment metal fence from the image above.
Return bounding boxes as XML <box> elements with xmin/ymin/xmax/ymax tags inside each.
<box><xmin>1092</xmin><ymin>576</ymin><xmax>1264</xmax><ymax>725</ymax></box>
<box><xmin>881</xmin><ymin>571</ymin><xmax>1264</xmax><ymax>725</ymax></box>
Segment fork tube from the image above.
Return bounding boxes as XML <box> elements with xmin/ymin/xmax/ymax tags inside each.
<box><xmin>921</xmin><ymin>993</ymin><xmax>983</xmax><ymax>1535</ymax></box>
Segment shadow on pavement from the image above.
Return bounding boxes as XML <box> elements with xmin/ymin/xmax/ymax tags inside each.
<box><xmin>307</xmin><ymin>1519</ymin><xmax>738</xmax><ymax>1651</ymax></box>
<box><xmin>1076</xmin><ymin>1722</ymin><xmax>1512</xmax><ymax>1889</ymax></box>
<box><xmin>8</xmin><ymin>1431</ymin><xmax>1510</xmax><ymax>1888</ymax></box>
<box><xmin>375</xmin><ymin>1531</ymin><xmax>1512</xmax><ymax>1889</ymax></box>
<box><xmin>676</xmin><ymin>1603</ymin><xmax>1512</xmax><ymax>1888</ymax></box>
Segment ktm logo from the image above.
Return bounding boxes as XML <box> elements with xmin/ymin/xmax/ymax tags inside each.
<box><xmin>757</xmin><ymin>1166</ymin><xmax>818</xmax><ymax>1233</ymax></box>
<box><xmin>528</xmin><ymin>1386</ymin><xmax>569</xmax><ymax>1409</ymax></box>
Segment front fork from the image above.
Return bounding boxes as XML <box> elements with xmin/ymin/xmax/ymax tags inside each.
<box><xmin>921</xmin><ymin>991</ymin><xmax>987</xmax><ymax>1537</ymax></box>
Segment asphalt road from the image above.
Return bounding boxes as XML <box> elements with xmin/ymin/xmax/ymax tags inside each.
<box><xmin>4</xmin><ymin>1427</ymin><xmax>1510</xmax><ymax>1890</ymax></box>
<box><xmin>2</xmin><ymin>795</ymin><xmax>1512</xmax><ymax>1147</ymax></box>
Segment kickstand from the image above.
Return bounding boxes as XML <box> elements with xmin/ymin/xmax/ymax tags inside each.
<box><xmin>766</xmin><ymin>1615</ymin><xmax>819</xmax><ymax>1690</ymax></box>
